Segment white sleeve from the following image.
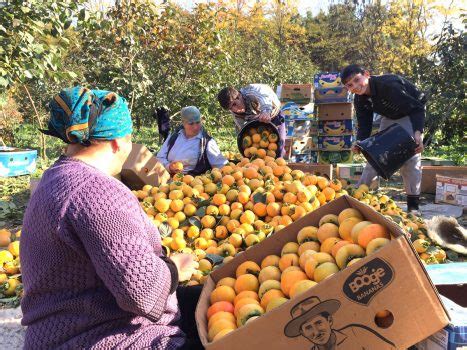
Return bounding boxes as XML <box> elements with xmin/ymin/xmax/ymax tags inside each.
<box><xmin>156</xmin><ymin>134</ymin><xmax>171</xmax><ymax>168</ymax></box>
<box><xmin>206</xmin><ymin>139</ymin><xmax>228</xmax><ymax>169</ymax></box>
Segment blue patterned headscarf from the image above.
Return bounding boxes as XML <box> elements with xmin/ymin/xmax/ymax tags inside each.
<box><xmin>42</xmin><ymin>86</ymin><xmax>133</xmax><ymax>145</ymax></box>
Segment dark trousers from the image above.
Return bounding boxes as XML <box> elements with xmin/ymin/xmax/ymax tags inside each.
<box><xmin>271</xmin><ymin>113</ymin><xmax>286</xmax><ymax>157</ymax></box>
<box><xmin>177</xmin><ymin>285</ymin><xmax>205</xmax><ymax>350</ymax></box>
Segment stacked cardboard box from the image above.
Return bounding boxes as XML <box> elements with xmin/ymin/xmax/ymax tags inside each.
<box><xmin>278</xmin><ymin>84</ymin><xmax>318</xmax><ymax>162</ymax></box>
<box><xmin>314</xmin><ymin>73</ymin><xmax>354</xmax><ymax>165</ymax></box>
<box><xmin>336</xmin><ymin>163</ymin><xmax>380</xmax><ymax>189</ymax></box>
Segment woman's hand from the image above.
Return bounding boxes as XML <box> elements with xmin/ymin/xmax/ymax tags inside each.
<box><xmin>170</xmin><ymin>253</ymin><xmax>199</xmax><ymax>282</ymax></box>
<box><xmin>168</xmin><ymin>161</ymin><xmax>184</xmax><ymax>174</ymax></box>
<box><xmin>414</xmin><ymin>131</ymin><xmax>424</xmax><ymax>154</ymax></box>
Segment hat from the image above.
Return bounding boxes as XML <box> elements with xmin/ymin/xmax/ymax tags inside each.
<box><xmin>43</xmin><ymin>86</ymin><xmax>132</xmax><ymax>145</ymax></box>
<box><xmin>181</xmin><ymin>106</ymin><xmax>201</xmax><ymax>123</ymax></box>
<box><xmin>284</xmin><ymin>296</ymin><xmax>341</xmax><ymax>337</ymax></box>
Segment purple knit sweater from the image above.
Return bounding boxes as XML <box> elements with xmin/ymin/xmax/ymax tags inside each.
<box><xmin>21</xmin><ymin>156</ymin><xmax>185</xmax><ymax>349</ymax></box>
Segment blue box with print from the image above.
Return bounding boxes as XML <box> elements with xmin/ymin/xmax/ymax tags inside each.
<box><xmin>0</xmin><ymin>147</ymin><xmax>37</xmax><ymax>177</ymax></box>
<box><xmin>314</xmin><ymin>87</ymin><xmax>353</xmax><ymax>104</ymax></box>
<box><xmin>318</xmin><ymin>120</ymin><xmax>354</xmax><ymax>136</ymax></box>
<box><xmin>289</xmin><ymin>151</ymin><xmax>318</xmax><ymax>164</ymax></box>
<box><xmin>313</xmin><ymin>72</ymin><xmax>342</xmax><ymax>89</ymax></box>
<box><xmin>318</xmin><ymin>135</ymin><xmax>354</xmax><ymax>151</ymax></box>
<box><xmin>318</xmin><ymin>150</ymin><xmax>353</xmax><ymax>164</ymax></box>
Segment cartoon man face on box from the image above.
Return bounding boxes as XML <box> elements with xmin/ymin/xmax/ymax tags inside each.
<box><xmin>284</xmin><ymin>296</ymin><xmax>395</xmax><ymax>350</ymax></box>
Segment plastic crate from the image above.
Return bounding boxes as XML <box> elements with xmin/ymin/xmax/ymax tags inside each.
<box><xmin>0</xmin><ymin>147</ymin><xmax>37</xmax><ymax>177</ymax></box>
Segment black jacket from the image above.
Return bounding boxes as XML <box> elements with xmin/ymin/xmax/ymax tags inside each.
<box><xmin>354</xmin><ymin>74</ymin><xmax>427</xmax><ymax>140</ymax></box>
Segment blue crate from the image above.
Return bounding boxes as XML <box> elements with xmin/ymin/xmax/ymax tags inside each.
<box><xmin>0</xmin><ymin>147</ymin><xmax>38</xmax><ymax>177</ymax></box>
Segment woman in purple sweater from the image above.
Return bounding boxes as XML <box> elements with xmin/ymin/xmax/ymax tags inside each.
<box><xmin>21</xmin><ymin>87</ymin><xmax>201</xmax><ymax>349</ymax></box>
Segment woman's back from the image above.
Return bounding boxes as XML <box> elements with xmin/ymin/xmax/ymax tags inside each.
<box><xmin>21</xmin><ymin>156</ymin><xmax>184</xmax><ymax>349</ymax></box>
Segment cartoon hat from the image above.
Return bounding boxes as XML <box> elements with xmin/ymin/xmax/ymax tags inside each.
<box><xmin>284</xmin><ymin>296</ymin><xmax>341</xmax><ymax>337</ymax></box>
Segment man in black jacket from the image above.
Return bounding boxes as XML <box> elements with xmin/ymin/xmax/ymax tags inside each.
<box><xmin>341</xmin><ymin>64</ymin><xmax>427</xmax><ymax>212</ymax></box>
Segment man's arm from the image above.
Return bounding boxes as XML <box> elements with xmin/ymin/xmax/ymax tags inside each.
<box><xmin>355</xmin><ymin>99</ymin><xmax>374</xmax><ymax>141</ymax></box>
<box><xmin>244</xmin><ymin>84</ymin><xmax>281</xmax><ymax>120</ymax></box>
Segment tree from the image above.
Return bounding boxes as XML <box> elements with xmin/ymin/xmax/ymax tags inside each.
<box><xmin>0</xmin><ymin>0</ymin><xmax>89</xmax><ymax>158</ymax></box>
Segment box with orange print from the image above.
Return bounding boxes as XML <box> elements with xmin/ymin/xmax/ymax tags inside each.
<box><xmin>195</xmin><ymin>196</ymin><xmax>449</xmax><ymax>350</ymax></box>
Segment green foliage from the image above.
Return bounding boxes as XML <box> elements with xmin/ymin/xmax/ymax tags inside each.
<box><xmin>414</xmin><ymin>21</ymin><xmax>465</xmax><ymax>148</ymax></box>
<box><xmin>1</xmin><ymin>0</ymin><xmax>464</xmax><ymax>154</ymax></box>
<box><xmin>0</xmin><ymin>0</ymin><xmax>87</xmax><ymax>88</ymax></box>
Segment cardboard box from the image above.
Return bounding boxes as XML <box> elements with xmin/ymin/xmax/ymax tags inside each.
<box><xmin>281</xmin><ymin>102</ymin><xmax>315</xmax><ymax>120</ymax></box>
<box><xmin>314</xmin><ymin>72</ymin><xmax>342</xmax><ymax>89</ymax></box>
<box><xmin>284</xmin><ymin>138</ymin><xmax>293</xmax><ymax>160</ymax></box>
<box><xmin>421</xmin><ymin>166</ymin><xmax>467</xmax><ymax>194</ymax></box>
<box><xmin>318</xmin><ymin>135</ymin><xmax>354</xmax><ymax>151</ymax></box>
<box><xmin>319</xmin><ymin>150</ymin><xmax>353</xmax><ymax>164</ymax></box>
<box><xmin>414</xmin><ymin>296</ymin><xmax>466</xmax><ymax>350</ymax></box>
<box><xmin>288</xmin><ymin>162</ymin><xmax>332</xmax><ymax>179</ymax></box>
<box><xmin>120</xmin><ymin>143</ymin><xmax>170</xmax><ymax>190</ymax></box>
<box><xmin>285</xmin><ymin>119</ymin><xmax>316</xmax><ymax>138</ymax></box>
<box><xmin>317</xmin><ymin>103</ymin><xmax>353</xmax><ymax>120</ymax></box>
<box><xmin>288</xmin><ymin>152</ymin><xmax>318</xmax><ymax>164</ymax></box>
<box><xmin>314</xmin><ymin>87</ymin><xmax>353</xmax><ymax>104</ymax></box>
<box><xmin>195</xmin><ymin>196</ymin><xmax>449</xmax><ymax>350</ymax></box>
<box><xmin>435</xmin><ymin>175</ymin><xmax>467</xmax><ymax>207</ymax></box>
<box><xmin>336</xmin><ymin>163</ymin><xmax>380</xmax><ymax>189</ymax></box>
<box><xmin>279</xmin><ymin>84</ymin><xmax>313</xmax><ymax>105</ymax></box>
<box><xmin>421</xmin><ymin>157</ymin><xmax>456</xmax><ymax>167</ymax></box>
<box><xmin>291</xmin><ymin>136</ymin><xmax>318</xmax><ymax>155</ymax></box>
<box><xmin>318</xmin><ymin>119</ymin><xmax>354</xmax><ymax>135</ymax></box>
<box><xmin>336</xmin><ymin>163</ymin><xmax>366</xmax><ymax>181</ymax></box>
<box><xmin>414</xmin><ymin>264</ymin><xmax>467</xmax><ymax>350</ymax></box>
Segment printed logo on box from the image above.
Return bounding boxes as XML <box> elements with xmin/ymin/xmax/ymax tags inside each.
<box><xmin>343</xmin><ymin>257</ymin><xmax>394</xmax><ymax>305</ymax></box>
<box><xmin>314</xmin><ymin>72</ymin><xmax>342</xmax><ymax>89</ymax></box>
<box><xmin>284</xmin><ymin>295</ymin><xmax>396</xmax><ymax>348</ymax></box>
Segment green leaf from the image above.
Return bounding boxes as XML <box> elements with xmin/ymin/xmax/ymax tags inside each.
<box><xmin>197</xmin><ymin>199</ymin><xmax>211</xmax><ymax>207</ymax></box>
<box><xmin>252</xmin><ymin>192</ymin><xmax>267</xmax><ymax>204</ymax></box>
<box><xmin>188</xmin><ymin>216</ymin><xmax>202</xmax><ymax>230</ymax></box>
<box><xmin>205</xmin><ymin>254</ymin><xmax>224</xmax><ymax>266</ymax></box>
<box><xmin>446</xmin><ymin>250</ymin><xmax>459</xmax><ymax>262</ymax></box>
<box><xmin>195</xmin><ymin>206</ymin><xmax>207</xmax><ymax>217</ymax></box>
<box><xmin>79</xmin><ymin>9</ymin><xmax>89</xmax><ymax>22</ymax></box>
<box><xmin>23</xmin><ymin>70</ymin><xmax>33</xmax><ymax>79</ymax></box>
<box><xmin>158</xmin><ymin>222</ymin><xmax>172</xmax><ymax>238</ymax></box>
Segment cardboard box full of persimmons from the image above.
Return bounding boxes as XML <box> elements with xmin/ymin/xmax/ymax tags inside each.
<box><xmin>195</xmin><ymin>195</ymin><xmax>449</xmax><ymax>350</ymax></box>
